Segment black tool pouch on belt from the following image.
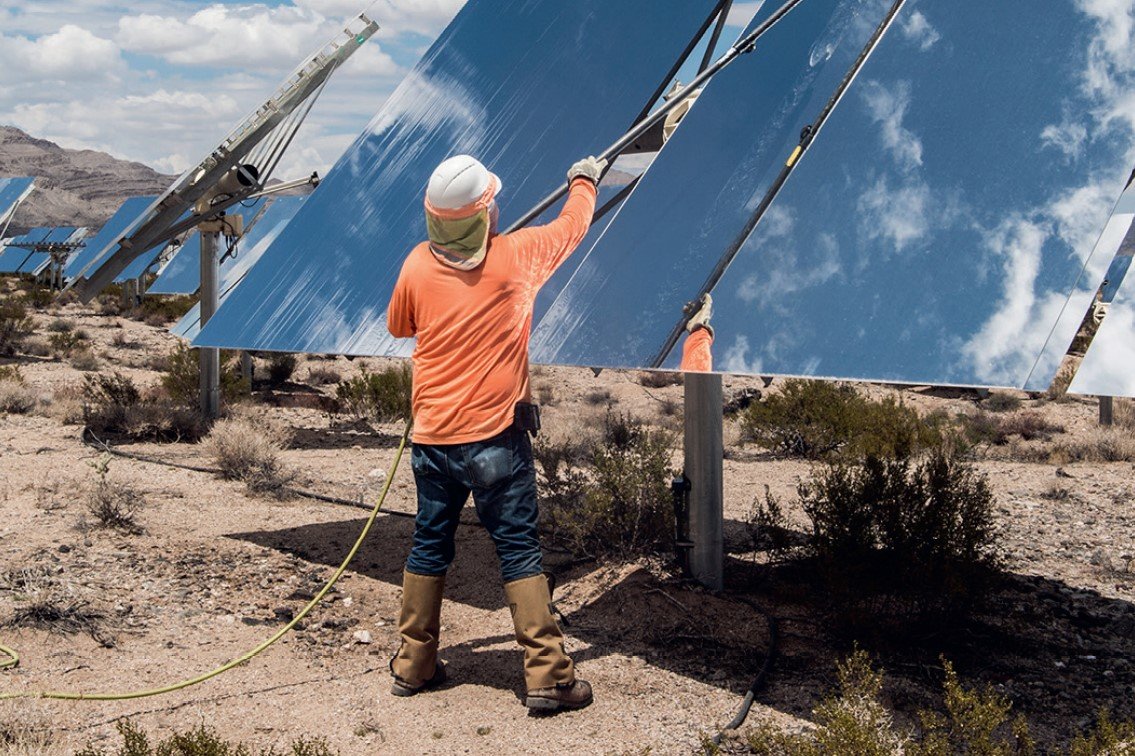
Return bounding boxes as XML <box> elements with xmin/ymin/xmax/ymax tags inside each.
<box><xmin>514</xmin><ymin>402</ymin><xmax>541</xmax><ymax>436</ymax></box>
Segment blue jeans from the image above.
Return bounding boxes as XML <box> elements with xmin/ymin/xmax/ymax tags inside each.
<box><xmin>406</xmin><ymin>427</ymin><xmax>542</xmax><ymax>583</ymax></box>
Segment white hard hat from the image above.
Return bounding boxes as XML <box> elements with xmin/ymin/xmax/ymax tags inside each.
<box><xmin>425</xmin><ymin>155</ymin><xmax>501</xmax><ymax>217</ymax></box>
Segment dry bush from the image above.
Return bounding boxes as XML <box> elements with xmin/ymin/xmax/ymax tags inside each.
<box><xmin>0</xmin><ymin>370</ymin><xmax>36</xmax><ymax>414</ymax></box>
<box><xmin>133</xmin><ymin>294</ymin><xmax>196</xmax><ymax>324</ymax></box>
<box><xmin>83</xmin><ymin>371</ymin><xmax>204</xmax><ymax>443</ymax></box>
<box><xmin>1116</xmin><ymin>399</ymin><xmax>1135</xmax><ymax>429</ymax></box>
<box><xmin>160</xmin><ymin>342</ymin><xmax>249</xmax><ymax>407</ymax></box>
<box><xmin>534</xmin><ymin>381</ymin><xmax>558</xmax><ymax>407</ymax></box>
<box><xmin>266</xmin><ymin>352</ymin><xmax>298</xmax><ymax>386</ymax></box>
<box><xmin>75</xmin><ymin>719</ymin><xmax>338</xmax><ymax>756</ymax></box>
<box><xmin>305</xmin><ymin>365</ymin><xmax>342</xmax><ymax>386</ymax></box>
<box><xmin>83</xmin><ymin>453</ymin><xmax>144</xmax><ymax>534</ymax></box>
<box><xmin>741</xmin><ymin>379</ymin><xmax>945</xmax><ymax>460</ymax></box>
<box><xmin>47</xmin><ymin>329</ymin><xmax>87</xmax><ymax>356</ymax></box>
<box><xmin>38</xmin><ymin>382</ymin><xmax>84</xmax><ymax>425</ymax></box>
<box><xmin>0</xmin><ymin>702</ymin><xmax>56</xmax><ymax>755</ymax></box>
<box><xmin>0</xmin><ymin>298</ymin><xmax>33</xmax><ymax>356</ymax></box>
<box><xmin>335</xmin><ymin>363</ymin><xmax>412</xmax><ymax>424</ymax></box>
<box><xmin>46</xmin><ymin>317</ymin><xmax>72</xmax><ymax>333</ymax></box>
<box><xmin>1</xmin><ymin>565</ymin><xmax>110</xmax><ymax>645</ymax></box>
<box><xmin>205</xmin><ymin>412</ymin><xmax>294</xmax><ymax>496</ymax></box>
<box><xmin>584</xmin><ymin>388</ymin><xmax>613</xmax><ymax>406</ymax></box>
<box><xmin>69</xmin><ymin>349</ymin><xmax>101</xmax><ymax>372</ymax></box>
<box><xmin>979</xmin><ymin>391</ymin><xmax>1022</xmax><ymax>413</ymax></box>
<box><xmin>961</xmin><ymin>410</ymin><xmax>1065</xmax><ymax>448</ymax></box>
<box><xmin>1048</xmin><ymin>429</ymin><xmax>1135</xmax><ymax>464</ymax></box>
<box><xmin>535</xmin><ymin>413</ymin><xmax>675</xmax><ymax>558</ymax></box>
<box><xmin>638</xmin><ymin>371</ymin><xmax>683</xmax><ymax>389</ymax></box>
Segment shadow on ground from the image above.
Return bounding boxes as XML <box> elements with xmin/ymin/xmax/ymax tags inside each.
<box><xmin>231</xmin><ymin>516</ymin><xmax>1135</xmax><ymax>747</ymax></box>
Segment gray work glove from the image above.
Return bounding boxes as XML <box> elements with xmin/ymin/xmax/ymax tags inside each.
<box><xmin>686</xmin><ymin>293</ymin><xmax>713</xmax><ymax>335</ymax></box>
<box><xmin>567</xmin><ymin>156</ymin><xmax>608</xmax><ymax>185</ymax></box>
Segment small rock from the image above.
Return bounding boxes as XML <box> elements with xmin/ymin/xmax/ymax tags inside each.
<box><xmin>368</xmin><ymin>468</ymin><xmax>386</xmax><ymax>479</ymax></box>
<box><xmin>342</xmin><ymin>597</ymin><xmax>353</xmax><ymax>607</ymax></box>
<box><xmin>58</xmin><ymin>544</ymin><xmax>71</xmax><ymax>554</ymax></box>
<box><xmin>353</xmin><ymin>630</ymin><xmax>373</xmax><ymax>645</ymax></box>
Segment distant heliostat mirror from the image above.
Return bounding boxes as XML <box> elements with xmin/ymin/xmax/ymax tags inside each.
<box><xmin>535</xmin><ymin>0</ymin><xmax>1135</xmax><ymax>389</ymax></box>
<box><xmin>192</xmin><ymin>0</ymin><xmax>723</xmax><ymax>356</ymax></box>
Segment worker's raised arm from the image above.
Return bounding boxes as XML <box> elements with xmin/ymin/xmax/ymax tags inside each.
<box><xmin>510</xmin><ymin>157</ymin><xmax>605</xmax><ymax>285</ymax></box>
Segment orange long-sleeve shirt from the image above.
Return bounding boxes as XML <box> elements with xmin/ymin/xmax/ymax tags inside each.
<box><xmin>680</xmin><ymin>328</ymin><xmax>714</xmax><ymax>372</ymax></box>
<box><xmin>388</xmin><ymin>179</ymin><xmax>597</xmax><ymax>445</ymax></box>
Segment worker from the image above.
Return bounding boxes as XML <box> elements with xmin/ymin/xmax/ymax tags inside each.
<box><xmin>386</xmin><ymin>153</ymin><xmax>606</xmax><ymax>712</ymax></box>
<box><xmin>680</xmin><ymin>293</ymin><xmax>714</xmax><ymax>372</ymax></box>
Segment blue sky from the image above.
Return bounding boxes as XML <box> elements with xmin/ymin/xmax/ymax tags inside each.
<box><xmin>0</xmin><ymin>1</ymin><xmax>761</xmax><ymax>180</ymax></box>
<box><xmin>0</xmin><ymin>0</ymin><xmax>469</xmax><ymax>177</ymax></box>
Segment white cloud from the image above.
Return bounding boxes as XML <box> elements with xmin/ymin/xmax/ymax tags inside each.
<box><xmin>736</xmin><ymin>230</ymin><xmax>841</xmax><ymax>311</ymax></box>
<box><xmin>0</xmin><ymin>24</ymin><xmax>123</xmax><ymax>82</ymax></box>
<box><xmin>899</xmin><ymin>11</ymin><xmax>940</xmax><ymax>51</ymax></box>
<box><xmin>857</xmin><ymin>176</ymin><xmax>932</xmax><ymax>253</ymax></box>
<box><xmin>860</xmin><ymin>80</ymin><xmax>923</xmax><ymax>171</ymax></box>
<box><xmin>1041</xmin><ymin>121</ymin><xmax>1089</xmax><ymax>160</ymax></box>
<box><xmin>1070</xmin><ymin>296</ymin><xmax>1135</xmax><ymax>394</ymax></box>
<box><xmin>297</xmin><ymin>0</ymin><xmax>465</xmax><ymax>37</ymax></box>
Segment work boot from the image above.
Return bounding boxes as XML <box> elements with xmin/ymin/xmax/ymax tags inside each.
<box><xmin>390</xmin><ymin>570</ymin><xmax>446</xmax><ymax>696</ymax></box>
<box><xmin>503</xmin><ymin>574</ymin><xmax>592</xmax><ymax>711</ymax></box>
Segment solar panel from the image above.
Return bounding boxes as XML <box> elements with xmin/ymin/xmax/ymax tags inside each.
<box><xmin>172</xmin><ymin>197</ymin><xmax>307</xmax><ymax>340</ymax></box>
<box><xmin>0</xmin><ymin>177</ymin><xmax>35</xmax><ymax>230</ymax></box>
<box><xmin>535</xmin><ymin>0</ymin><xmax>1135</xmax><ymax>390</ymax></box>
<box><xmin>193</xmin><ymin>0</ymin><xmax>723</xmax><ymax>355</ymax></box>
<box><xmin>147</xmin><ymin>199</ymin><xmax>269</xmax><ymax>295</ymax></box>
<box><xmin>531</xmin><ymin>0</ymin><xmax>894</xmax><ymax>367</ymax></box>
<box><xmin>0</xmin><ymin>227</ymin><xmax>53</xmax><ymax>273</ymax></box>
<box><xmin>13</xmin><ymin>227</ymin><xmax>81</xmax><ymax>274</ymax></box>
<box><xmin>64</xmin><ymin>198</ymin><xmax>158</xmax><ymax>282</ymax></box>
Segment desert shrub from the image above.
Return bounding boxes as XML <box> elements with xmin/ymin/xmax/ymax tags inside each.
<box><xmin>557</xmin><ymin>414</ymin><xmax>675</xmax><ymax>557</ymax></box>
<box><xmin>75</xmin><ymin>719</ymin><xmax>338</xmax><ymax>756</ymax></box>
<box><xmin>46</xmin><ymin>317</ymin><xmax>72</xmax><ymax>333</ymax></box>
<box><xmin>335</xmin><ymin>363</ymin><xmax>412</xmax><ymax>424</ymax></box>
<box><xmin>48</xmin><ymin>329</ymin><xmax>88</xmax><ymax>356</ymax></box>
<box><xmin>1</xmin><ymin>565</ymin><xmax>108</xmax><ymax>644</ymax></box>
<box><xmin>305</xmin><ymin>366</ymin><xmax>341</xmax><ymax>386</ymax></box>
<box><xmin>0</xmin><ymin>298</ymin><xmax>33</xmax><ymax>356</ymax></box>
<box><xmin>0</xmin><ymin>702</ymin><xmax>55</xmax><ymax>755</ymax></box>
<box><xmin>740</xmin><ymin>379</ymin><xmax>944</xmax><ymax>460</ymax></box>
<box><xmin>70</xmin><ymin>349</ymin><xmax>101</xmax><ymax>372</ymax></box>
<box><xmin>913</xmin><ymin>659</ymin><xmax>1035</xmax><ymax>756</ymax></box>
<box><xmin>639</xmin><ymin>371</ymin><xmax>683</xmax><ymax>389</ymax></box>
<box><xmin>83</xmin><ymin>371</ymin><xmax>204</xmax><ymax>443</ymax></box>
<box><xmin>787</xmin><ymin>449</ymin><xmax>1000</xmax><ymax>630</ymax></box>
<box><xmin>534</xmin><ymin>382</ymin><xmax>557</xmax><ymax>407</ymax></box>
<box><xmin>20</xmin><ymin>286</ymin><xmax>52</xmax><ymax>310</ymax></box>
<box><xmin>1069</xmin><ymin>710</ymin><xmax>1135</xmax><ymax>756</ymax></box>
<box><xmin>161</xmin><ymin>342</ymin><xmax>249</xmax><ymax>407</ymax></box>
<box><xmin>533</xmin><ymin>432</ymin><xmax>593</xmax><ymax>547</ymax></box>
<box><xmin>1048</xmin><ymin>429</ymin><xmax>1135</xmax><ymax>464</ymax></box>
<box><xmin>206</xmin><ymin>413</ymin><xmax>293</xmax><ymax>496</ymax></box>
<box><xmin>84</xmin><ymin>453</ymin><xmax>143</xmax><ymax>534</ymax></box>
<box><xmin>961</xmin><ymin>411</ymin><xmax>1064</xmax><ymax>446</ymax></box>
<box><xmin>133</xmin><ymin>294</ymin><xmax>195</xmax><ymax>324</ymax></box>
<box><xmin>980</xmin><ymin>392</ymin><xmax>1022</xmax><ymax>413</ymax></box>
<box><xmin>266</xmin><ymin>352</ymin><xmax>298</xmax><ymax>386</ymax></box>
<box><xmin>584</xmin><ymin>388</ymin><xmax>613</xmax><ymax>406</ymax></box>
<box><xmin>0</xmin><ymin>369</ymin><xmax>35</xmax><ymax>414</ymax></box>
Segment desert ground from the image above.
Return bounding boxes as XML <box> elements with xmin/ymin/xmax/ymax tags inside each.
<box><xmin>1</xmin><ymin>282</ymin><xmax>1133</xmax><ymax>755</ymax></box>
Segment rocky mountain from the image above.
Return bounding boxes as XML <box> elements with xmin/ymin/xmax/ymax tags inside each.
<box><xmin>0</xmin><ymin>126</ymin><xmax>174</xmax><ymax>234</ymax></box>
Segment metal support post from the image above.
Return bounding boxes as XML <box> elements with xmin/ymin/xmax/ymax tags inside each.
<box><xmin>240</xmin><ymin>351</ymin><xmax>253</xmax><ymax>384</ymax></box>
<box><xmin>199</xmin><ymin>229</ymin><xmax>221</xmax><ymax>419</ymax></box>
<box><xmin>684</xmin><ymin>373</ymin><xmax>724</xmax><ymax>591</ymax></box>
<box><xmin>1100</xmin><ymin>396</ymin><xmax>1114</xmax><ymax>427</ymax></box>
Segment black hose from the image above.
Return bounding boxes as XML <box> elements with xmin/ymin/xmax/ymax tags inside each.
<box><xmin>711</xmin><ymin>594</ymin><xmax>780</xmax><ymax>746</ymax></box>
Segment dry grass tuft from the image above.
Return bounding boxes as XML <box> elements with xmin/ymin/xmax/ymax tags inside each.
<box><xmin>1</xmin><ymin>565</ymin><xmax>111</xmax><ymax>645</ymax></box>
<box><xmin>305</xmin><ymin>365</ymin><xmax>342</xmax><ymax>386</ymax></box>
<box><xmin>0</xmin><ymin>702</ymin><xmax>56</xmax><ymax>755</ymax></box>
<box><xmin>1048</xmin><ymin>429</ymin><xmax>1135</xmax><ymax>464</ymax></box>
<box><xmin>206</xmin><ymin>412</ymin><xmax>294</xmax><ymax>496</ymax></box>
<box><xmin>84</xmin><ymin>453</ymin><xmax>144</xmax><ymax>534</ymax></box>
<box><xmin>0</xmin><ymin>371</ymin><xmax>36</xmax><ymax>414</ymax></box>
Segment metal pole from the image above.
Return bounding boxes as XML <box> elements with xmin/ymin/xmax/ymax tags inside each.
<box><xmin>684</xmin><ymin>373</ymin><xmax>724</xmax><ymax>591</ymax></box>
<box><xmin>1100</xmin><ymin>396</ymin><xmax>1115</xmax><ymax>427</ymax></box>
<box><xmin>240</xmin><ymin>351</ymin><xmax>253</xmax><ymax>384</ymax></box>
<box><xmin>199</xmin><ymin>230</ymin><xmax>221</xmax><ymax>419</ymax></box>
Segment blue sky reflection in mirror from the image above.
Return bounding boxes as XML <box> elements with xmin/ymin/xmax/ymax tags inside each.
<box><xmin>192</xmin><ymin>0</ymin><xmax>723</xmax><ymax>355</ymax></box>
<box><xmin>534</xmin><ymin>0</ymin><xmax>1135</xmax><ymax>391</ymax></box>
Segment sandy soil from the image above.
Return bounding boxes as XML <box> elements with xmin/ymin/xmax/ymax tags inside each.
<box><xmin>1</xmin><ymin>290</ymin><xmax>1133</xmax><ymax>755</ymax></box>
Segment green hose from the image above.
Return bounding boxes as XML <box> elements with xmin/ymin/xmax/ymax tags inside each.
<box><xmin>0</xmin><ymin>421</ymin><xmax>411</xmax><ymax>701</ymax></box>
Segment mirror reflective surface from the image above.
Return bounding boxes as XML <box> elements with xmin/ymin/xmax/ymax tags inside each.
<box><xmin>0</xmin><ymin>177</ymin><xmax>35</xmax><ymax>226</ymax></box>
<box><xmin>1070</xmin><ymin>186</ymin><xmax>1135</xmax><ymax>397</ymax></box>
<box><xmin>63</xmin><ymin>197</ymin><xmax>156</xmax><ymax>282</ymax></box>
<box><xmin>193</xmin><ymin>0</ymin><xmax>721</xmax><ymax>355</ymax></box>
<box><xmin>173</xmin><ymin>196</ymin><xmax>307</xmax><ymax>340</ymax></box>
<box><xmin>535</xmin><ymin>0</ymin><xmax>1135</xmax><ymax>390</ymax></box>
<box><xmin>147</xmin><ymin>200</ymin><xmax>268</xmax><ymax>295</ymax></box>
